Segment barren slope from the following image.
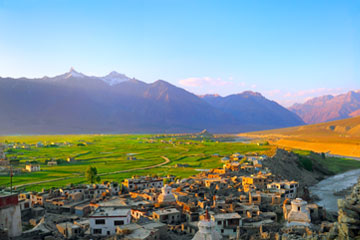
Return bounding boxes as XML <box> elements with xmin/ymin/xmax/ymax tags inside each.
<box><xmin>240</xmin><ymin>116</ymin><xmax>360</xmax><ymax>157</ymax></box>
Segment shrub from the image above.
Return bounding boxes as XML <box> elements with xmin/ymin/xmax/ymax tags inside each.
<box><xmin>298</xmin><ymin>156</ymin><xmax>313</xmax><ymax>171</ymax></box>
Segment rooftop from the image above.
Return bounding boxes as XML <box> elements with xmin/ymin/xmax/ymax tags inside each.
<box><xmin>91</xmin><ymin>207</ymin><xmax>130</xmax><ymax>217</ymax></box>
<box><xmin>154</xmin><ymin>208</ymin><xmax>179</xmax><ymax>215</ymax></box>
<box><xmin>213</xmin><ymin>213</ymin><xmax>241</xmax><ymax>219</ymax></box>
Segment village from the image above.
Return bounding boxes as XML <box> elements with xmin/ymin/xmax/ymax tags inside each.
<box><xmin>2</xmin><ymin>143</ymin><xmax>359</xmax><ymax>240</ymax></box>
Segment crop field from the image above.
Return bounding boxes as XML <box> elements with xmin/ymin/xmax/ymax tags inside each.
<box><xmin>0</xmin><ymin>134</ymin><xmax>271</xmax><ymax>191</ymax></box>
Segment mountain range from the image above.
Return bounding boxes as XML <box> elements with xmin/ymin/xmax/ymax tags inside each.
<box><xmin>0</xmin><ymin>68</ymin><xmax>304</xmax><ymax>135</ymax></box>
<box><xmin>289</xmin><ymin>90</ymin><xmax>360</xmax><ymax>124</ymax></box>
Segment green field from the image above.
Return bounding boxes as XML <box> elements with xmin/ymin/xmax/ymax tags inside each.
<box><xmin>0</xmin><ymin>134</ymin><xmax>270</xmax><ymax>192</ymax></box>
<box><xmin>293</xmin><ymin>149</ymin><xmax>360</xmax><ymax>174</ymax></box>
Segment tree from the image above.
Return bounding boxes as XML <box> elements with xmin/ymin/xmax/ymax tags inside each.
<box><xmin>163</xmin><ymin>178</ymin><xmax>171</xmax><ymax>184</ymax></box>
<box><xmin>85</xmin><ymin>166</ymin><xmax>101</xmax><ymax>183</ymax></box>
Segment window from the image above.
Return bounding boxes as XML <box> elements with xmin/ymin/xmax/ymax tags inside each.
<box><xmin>93</xmin><ymin>229</ymin><xmax>102</xmax><ymax>234</ymax></box>
<box><xmin>221</xmin><ymin>229</ymin><xmax>224</xmax><ymax>233</ymax></box>
<box><xmin>114</xmin><ymin>220</ymin><xmax>124</xmax><ymax>226</ymax></box>
<box><xmin>298</xmin><ymin>207</ymin><xmax>300</xmax><ymax>211</ymax></box>
<box><xmin>95</xmin><ymin>219</ymin><xmax>105</xmax><ymax>224</ymax></box>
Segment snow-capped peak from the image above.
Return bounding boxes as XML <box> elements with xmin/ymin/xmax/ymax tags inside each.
<box><xmin>65</xmin><ymin>67</ymin><xmax>87</xmax><ymax>79</ymax></box>
<box><xmin>101</xmin><ymin>71</ymin><xmax>131</xmax><ymax>86</ymax></box>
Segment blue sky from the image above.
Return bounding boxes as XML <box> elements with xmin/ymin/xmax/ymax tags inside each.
<box><xmin>0</xmin><ymin>0</ymin><xmax>359</xmax><ymax>106</ymax></box>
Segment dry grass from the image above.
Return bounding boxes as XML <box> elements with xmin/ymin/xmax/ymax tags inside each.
<box><xmin>240</xmin><ymin>116</ymin><xmax>360</xmax><ymax>157</ymax></box>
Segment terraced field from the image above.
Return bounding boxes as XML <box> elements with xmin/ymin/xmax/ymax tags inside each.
<box><xmin>0</xmin><ymin>134</ymin><xmax>270</xmax><ymax>191</ymax></box>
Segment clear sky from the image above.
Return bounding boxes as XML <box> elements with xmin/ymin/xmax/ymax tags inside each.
<box><xmin>0</xmin><ymin>0</ymin><xmax>359</xmax><ymax>106</ymax></box>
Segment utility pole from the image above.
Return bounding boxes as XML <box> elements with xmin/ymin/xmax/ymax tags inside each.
<box><xmin>10</xmin><ymin>165</ymin><xmax>13</xmax><ymax>193</ymax></box>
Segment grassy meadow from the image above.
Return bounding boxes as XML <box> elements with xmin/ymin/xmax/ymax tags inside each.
<box><xmin>0</xmin><ymin>134</ymin><xmax>270</xmax><ymax>192</ymax></box>
<box><xmin>292</xmin><ymin>149</ymin><xmax>360</xmax><ymax>174</ymax></box>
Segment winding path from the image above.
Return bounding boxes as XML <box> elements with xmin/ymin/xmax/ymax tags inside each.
<box><xmin>14</xmin><ymin>156</ymin><xmax>171</xmax><ymax>189</ymax></box>
<box><xmin>98</xmin><ymin>156</ymin><xmax>170</xmax><ymax>176</ymax></box>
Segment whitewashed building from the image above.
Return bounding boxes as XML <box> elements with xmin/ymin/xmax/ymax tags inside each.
<box><xmin>89</xmin><ymin>207</ymin><xmax>131</xmax><ymax>236</ymax></box>
<box><xmin>25</xmin><ymin>164</ymin><xmax>40</xmax><ymax>172</ymax></box>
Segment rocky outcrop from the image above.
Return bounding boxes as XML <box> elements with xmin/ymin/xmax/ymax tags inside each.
<box><xmin>263</xmin><ymin>149</ymin><xmax>332</xmax><ymax>187</ymax></box>
<box><xmin>336</xmin><ymin>177</ymin><xmax>360</xmax><ymax>239</ymax></box>
<box><xmin>326</xmin><ymin>177</ymin><xmax>360</xmax><ymax>240</ymax></box>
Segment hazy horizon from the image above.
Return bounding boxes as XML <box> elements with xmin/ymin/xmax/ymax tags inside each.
<box><xmin>0</xmin><ymin>0</ymin><xmax>359</xmax><ymax>106</ymax></box>
<box><xmin>0</xmin><ymin>66</ymin><xmax>358</xmax><ymax>108</ymax></box>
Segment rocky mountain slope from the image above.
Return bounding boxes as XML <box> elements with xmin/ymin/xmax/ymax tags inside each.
<box><xmin>0</xmin><ymin>69</ymin><xmax>304</xmax><ymax>134</ymax></box>
<box><xmin>202</xmin><ymin>93</ymin><xmax>304</xmax><ymax>129</ymax></box>
<box><xmin>289</xmin><ymin>90</ymin><xmax>360</xmax><ymax>124</ymax></box>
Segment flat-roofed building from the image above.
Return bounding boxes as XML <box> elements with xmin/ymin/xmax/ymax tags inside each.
<box><xmin>89</xmin><ymin>207</ymin><xmax>131</xmax><ymax>236</ymax></box>
<box><xmin>123</xmin><ymin>176</ymin><xmax>164</xmax><ymax>191</ymax></box>
<box><xmin>267</xmin><ymin>180</ymin><xmax>299</xmax><ymax>199</ymax></box>
<box><xmin>153</xmin><ymin>208</ymin><xmax>181</xmax><ymax>225</ymax></box>
<box><xmin>211</xmin><ymin>212</ymin><xmax>242</xmax><ymax>238</ymax></box>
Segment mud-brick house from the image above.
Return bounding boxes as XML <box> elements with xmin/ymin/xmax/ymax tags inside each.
<box><xmin>267</xmin><ymin>180</ymin><xmax>299</xmax><ymax>199</ymax></box>
<box><xmin>153</xmin><ymin>208</ymin><xmax>181</xmax><ymax>225</ymax></box>
<box><xmin>211</xmin><ymin>212</ymin><xmax>242</xmax><ymax>238</ymax></box>
<box><xmin>56</xmin><ymin>222</ymin><xmax>83</xmax><ymax>239</ymax></box>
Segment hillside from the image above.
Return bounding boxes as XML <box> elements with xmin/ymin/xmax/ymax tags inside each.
<box><xmin>289</xmin><ymin>90</ymin><xmax>360</xmax><ymax>124</ymax></box>
<box><xmin>240</xmin><ymin>116</ymin><xmax>360</xmax><ymax>157</ymax></box>
<box><xmin>0</xmin><ymin>69</ymin><xmax>303</xmax><ymax>134</ymax></box>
